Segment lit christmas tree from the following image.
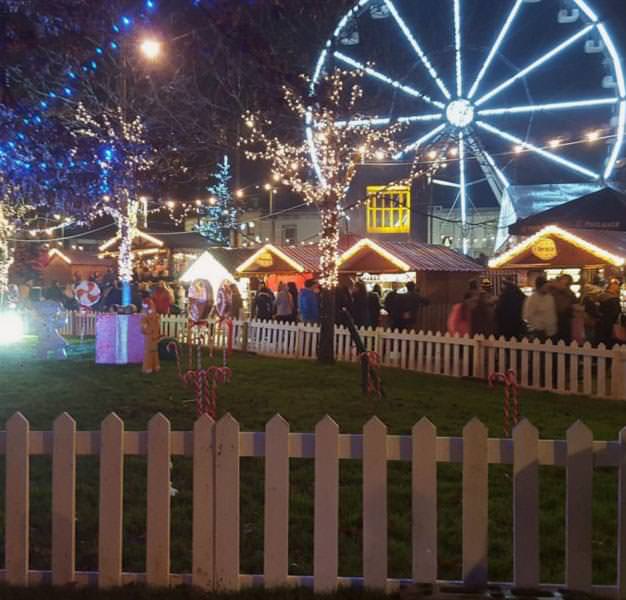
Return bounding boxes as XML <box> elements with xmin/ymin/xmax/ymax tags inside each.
<box><xmin>197</xmin><ymin>155</ymin><xmax>240</xmax><ymax>246</ymax></box>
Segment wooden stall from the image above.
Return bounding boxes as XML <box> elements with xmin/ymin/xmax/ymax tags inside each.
<box><xmin>337</xmin><ymin>238</ymin><xmax>483</xmax><ymax>304</ymax></box>
<box><xmin>42</xmin><ymin>248</ymin><xmax>113</xmax><ymax>285</ymax></box>
<box><xmin>489</xmin><ymin>224</ymin><xmax>626</xmax><ymax>290</ymax></box>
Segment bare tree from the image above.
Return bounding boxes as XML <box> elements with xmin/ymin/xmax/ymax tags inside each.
<box><xmin>241</xmin><ymin>69</ymin><xmax>443</xmax><ymax>363</ymax></box>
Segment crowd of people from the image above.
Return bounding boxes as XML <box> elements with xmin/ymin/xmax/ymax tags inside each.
<box><xmin>447</xmin><ymin>275</ymin><xmax>625</xmax><ymax>348</ymax></box>
<box><xmin>252</xmin><ymin>277</ymin><xmax>430</xmax><ymax>331</ymax></box>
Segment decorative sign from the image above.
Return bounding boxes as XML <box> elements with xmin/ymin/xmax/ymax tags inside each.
<box><xmin>531</xmin><ymin>237</ymin><xmax>558</xmax><ymax>261</ymax></box>
<box><xmin>257</xmin><ymin>251</ymin><xmax>274</xmax><ymax>268</ymax></box>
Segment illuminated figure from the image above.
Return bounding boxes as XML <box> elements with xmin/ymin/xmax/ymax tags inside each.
<box><xmin>31</xmin><ymin>299</ymin><xmax>68</xmax><ymax>360</ymax></box>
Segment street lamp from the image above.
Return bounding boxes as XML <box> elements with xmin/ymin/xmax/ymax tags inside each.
<box><xmin>139</xmin><ymin>37</ymin><xmax>162</xmax><ymax>61</ymax></box>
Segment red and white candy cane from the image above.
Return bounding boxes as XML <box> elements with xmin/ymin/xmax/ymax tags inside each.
<box><xmin>358</xmin><ymin>351</ymin><xmax>383</xmax><ymax>402</ymax></box>
<box><xmin>489</xmin><ymin>370</ymin><xmax>520</xmax><ymax>437</ymax></box>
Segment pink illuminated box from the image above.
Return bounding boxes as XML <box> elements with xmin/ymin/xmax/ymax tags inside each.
<box><xmin>96</xmin><ymin>313</ymin><xmax>145</xmax><ymax>365</ymax></box>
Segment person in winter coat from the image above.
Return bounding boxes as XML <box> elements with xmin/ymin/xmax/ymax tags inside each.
<box><xmin>335</xmin><ymin>275</ymin><xmax>354</xmax><ymax>327</ymax></box>
<box><xmin>596</xmin><ymin>279</ymin><xmax>622</xmax><ymax>347</ymax></box>
<box><xmin>299</xmin><ymin>279</ymin><xmax>320</xmax><ymax>324</ymax></box>
<box><xmin>495</xmin><ymin>278</ymin><xmax>526</xmax><ymax>340</ymax></box>
<box><xmin>253</xmin><ymin>286</ymin><xmax>275</xmax><ymax>321</ymax></box>
<box><xmin>229</xmin><ymin>284</ymin><xmax>243</xmax><ymax>320</ymax></box>
<box><xmin>367</xmin><ymin>287</ymin><xmax>381</xmax><ymax>328</ymax></box>
<box><xmin>471</xmin><ymin>279</ymin><xmax>497</xmax><ymax>337</ymax></box>
<box><xmin>383</xmin><ymin>282</ymin><xmax>401</xmax><ymax>329</ymax></box>
<box><xmin>447</xmin><ymin>293</ymin><xmax>477</xmax><ymax>337</ymax></box>
<box><xmin>395</xmin><ymin>282</ymin><xmax>429</xmax><ymax>332</ymax></box>
<box><xmin>287</xmin><ymin>282</ymin><xmax>298</xmax><ymax>322</ymax></box>
<box><xmin>550</xmin><ymin>274</ymin><xmax>577</xmax><ymax>343</ymax></box>
<box><xmin>351</xmin><ymin>281</ymin><xmax>370</xmax><ymax>328</ymax></box>
<box><xmin>523</xmin><ymin>276</ymin><xmax>557</xmax><ymax>341</ymax></box>
<box><xmin>275</xmin><ymin>282</ymin><xmax>294</xmax><ymax>322</ymax></box>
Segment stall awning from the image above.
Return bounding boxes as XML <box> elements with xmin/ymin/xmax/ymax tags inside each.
<box><xmin>489</xmin><ymin>225</ymin><xmax>626</xmax><ymax>269</ymax></box>
<box><xmin>337</xmin><ymin>239</ymin><xmax>482</xmax><ymax>273</ymax></box>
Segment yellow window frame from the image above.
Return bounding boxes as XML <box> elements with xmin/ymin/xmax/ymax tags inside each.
<box><xmin>366</xmin><ymin>185</ymin><xmax>411</xmax><ymax>234</ymax></box>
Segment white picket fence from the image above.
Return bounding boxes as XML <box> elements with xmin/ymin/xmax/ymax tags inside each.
<box><xmin>62</xmin><ymin>312</ymin><xmax>626</xmax><ymax>401</ymax></box>
<box><xmin>2</xmin><ymin>412</ymin><xmax>626</xmax><ymax>595</ymax></box>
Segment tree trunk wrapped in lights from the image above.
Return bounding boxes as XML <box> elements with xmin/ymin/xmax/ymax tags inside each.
<box><xmin>0</xmin><ymin>204</ymin><xmax>14</xmax><ymax>300</ymax></box>
<box><xmin>241</xmin><ymin>68</ymin><xmax>443</xmax><ymax>364</ymax></box>
<box><xmin>71</xmin><ymin>103</ymin><xmax>156</xmax><ymax>305</ymax></box>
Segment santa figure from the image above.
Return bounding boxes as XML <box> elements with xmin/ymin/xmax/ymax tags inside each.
<box><xmin>141</xmin><ymin>298</ymin><xmax>161</xmax><ymax>374</ymax></box>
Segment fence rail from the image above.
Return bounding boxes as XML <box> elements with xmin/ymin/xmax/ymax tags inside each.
<box><xmin>62</xmin><ymin>312</ymin><xmax>626</xmax><ymax>401</ymax></box>
<box><xmin>2</xmin><ymin>412</ymin><xmax>625</xmax><ymax>595</ymax></box>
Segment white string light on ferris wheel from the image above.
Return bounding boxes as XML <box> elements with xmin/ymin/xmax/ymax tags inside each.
<box><xmin>311</xmin><ymin>0</ymin><xmax>626</xmax><ymax>254</ymax></box>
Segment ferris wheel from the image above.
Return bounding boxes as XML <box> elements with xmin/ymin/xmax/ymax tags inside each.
<box><xmin>310</xmin><ymin>0</ymin><xmax>626</xmax><ymax>252</ymax></box>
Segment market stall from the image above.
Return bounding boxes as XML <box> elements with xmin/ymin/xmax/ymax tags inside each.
<box><xmin>489</xmin><ymin>224</ymin><xmax>626</xmax><ymax>293</ymax></box>
<box><xmin>337</xmin><ymin>238</ymin><xmax>482</xmax><ymax>304</ymax></box>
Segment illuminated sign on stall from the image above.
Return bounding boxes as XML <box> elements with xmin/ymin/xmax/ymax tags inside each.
<box><xmin>531</xmin><ymin>237</ymin><xmax>558</xmax><ymax>261</ymax></box>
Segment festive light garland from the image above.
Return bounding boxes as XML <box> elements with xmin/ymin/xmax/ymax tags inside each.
<box><xmin>240</xmin><ymin>68</ymin><xmax>444</xmax><ymax>288</ymax></box>
<box><xmin>489</xmin><ymin>224</ymin><xmax>626</xmax><ymax>269</ymax></box>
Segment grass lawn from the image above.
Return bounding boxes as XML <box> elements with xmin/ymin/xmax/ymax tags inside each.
<box><xmin>1</xmin><ymin>338</ymin><xmax>626</xmax><ymax>587</ymax></box>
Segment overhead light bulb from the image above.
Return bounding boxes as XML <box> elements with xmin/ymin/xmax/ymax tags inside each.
<box><xmin>139</xmin><ymin>38</ymin><xmax>162</xmax><ymax>61</ymax></box>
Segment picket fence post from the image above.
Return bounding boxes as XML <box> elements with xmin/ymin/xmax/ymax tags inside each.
<box><xmin>314</xmin><ymin>416</ymin><xmax>339</xmax><ymax>593</ymax></box>
<box><xmin>98</xmin><ymin>413</ymin><xmax>124</xmax><ymax>588</ymax></box>
<box><xmin>214</xmin><ymin>414</ymin><xmax>240</xmax><ymax>591</ymax></box>
<box><xmin>5</xmin><ymin>413</ymin><xmax>30</xmax><ymax>586</ymax></box>
<box><xmin>618</xmin><ymin>427</ymin><xmax>626</xmax><ymax>599</ymax></box>
<box><xmin>612</xmin><ymin>346</ymin><xmax>626</xmax><ymax>400</ymax></box>
<box><xmin>363</xmin><ymin>417</ymin><xmax>388</xmax><ymax>590</ymax></box>
<box><xmin>513</xmin><ymin>420</ymin><xmax>539</xmax><ymax>588</ymax></box>
<box><xmin>472</xmin><ymin>336</ymin><xmax>485</xmax><ymax>379</ymax></box>
<box><xmin>462</xmin><ymin>418</ymin><xmax>488</xmax><ymax>587</ymax></box>
<box><xmin>412</xmin><ymin>418</ymin><xmax>437</xmax><ymax>584</ymax></box>
<box><xmin>566</xmin><ymin>421</ymin><xmax>593</xmax><ymax>592</ymax></box>
<box><xmin>146</xmin><ymin>413</ymin><xmax>171</xmax><ymax>587</ymax></box>
<box><xmin>264</xmin><ymin>415</ymin><xmax>290</xmax><ymax>587</ymax></box>
<box><xmin>52</xmin><ymin>413</ymin><xmax>77</xmax><ymax>586</ymax></box>
<box><xmin>192</xmin><ymin>415</ymin><xmax>215</xmax><ymax>591</ymax></box>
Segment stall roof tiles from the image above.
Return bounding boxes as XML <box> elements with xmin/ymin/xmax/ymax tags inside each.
<box><xmin>364</xmin><ymin>240</ymin><xmax>482</xmax><ymax>272</ymax></box>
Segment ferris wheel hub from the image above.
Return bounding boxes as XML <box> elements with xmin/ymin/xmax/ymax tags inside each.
<box><xmin>446</xmin><ymin>99</ymin><xmax>475</xmax><ymax>128</ymax></box>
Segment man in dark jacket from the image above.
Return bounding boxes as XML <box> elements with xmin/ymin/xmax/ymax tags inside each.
<box><xmin>396</xmin><ymin>282</ymin><xmax>429</xmax><ymax>331</ymax></box>
<box><xmin>253</xmin><ymin>286</ymin><xmax>275</xmax><ymax>321</ymax></box>
<box><xmin>495</xmin><ymin>278</ymin><xmax>526</xmax><ymax>340</ymax></box>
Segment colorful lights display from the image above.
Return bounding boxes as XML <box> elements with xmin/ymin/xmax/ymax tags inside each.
<box><xmin>311</xmin><ymin>0</ymin><xmax>626</xmax><ymax>253</ymax></box>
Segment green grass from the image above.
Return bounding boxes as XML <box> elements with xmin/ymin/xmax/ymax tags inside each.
<box><xmin>1</xmin><ymin>339</ymin><xmax>626</xmax><ymax>586</ymax></box>
<box><xmin>0</xmin><ymin>586</ymin><xmax>394</xmax><ymax>600</ymax></box>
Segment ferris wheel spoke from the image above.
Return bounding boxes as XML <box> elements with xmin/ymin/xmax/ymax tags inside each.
<box><xmin>454</xmin><ymin>0</ymin><xmax>463</xmax><ymax>98</ymax></box>
<box><xmin>475</xmin><ymin>24</ymin><xmax>595</xmax><ymax>107</ymax></box>
<box><xmin>604</xmin><ymin>100</ymin><xmax>626</xmax><ymax>180</ymax></box>
<box><xmin>468</xmin><ymin>0</ymin><xmax>525</xmax><ymax>100</ymax></box>
<box><xmin>476</xmin><ymin>120</ymin><xmax>600</xmax><ymax>180</ymax></box>
<box><xmin>382</xmin><ymin>0</ymin><xmax>451</xmax><ymax>100</ymax></box>
<box><xmin>393</xmin><ymin>123</ymin><xmax>447</xmax><ymax>159</ymax></box>
<box><xmin>458</xmin><ymin>131</ymin><xmax>469</xmax><ymax>253</ymax></box>
<box><xmin>335</xmin><ymin>113</ymin><xmax>443</xmax><ymax>128</ymax></box>
<box><xmin>333</xmin><ymin>51</ymin><xmax>445</xmax><ymax>109</ymax></box>
<box><xmin>478</xmin><ymin>97</ymin><xmax>619</xmax><ymax>116</ymax></box>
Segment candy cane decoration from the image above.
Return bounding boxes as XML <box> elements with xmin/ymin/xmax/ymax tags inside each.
<box><xmin>489</xmin><ymin>369</ymin><xmax>520</xmax><ymax>436</ymax></box>
<box><xmin>358</xmin><ymin>351</ymin><xmax>383</xmax><ymax>402</ymax></box>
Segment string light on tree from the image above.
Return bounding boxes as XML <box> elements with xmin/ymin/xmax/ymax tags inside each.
<box><xmin>240</xmin><ymin>67</ymin><xmax>443</xmax><ymax>363</ymax></box>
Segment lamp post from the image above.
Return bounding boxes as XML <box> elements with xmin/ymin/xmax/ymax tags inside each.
<box><xmin>264</xmin><ymin>183</ymin><xmax>276</xmax><ymax>243</ymax></box>
<box><xmin>117</xmin><ymin>35</ymin><xmax>163</xmax><ymax>307</ymax></box>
